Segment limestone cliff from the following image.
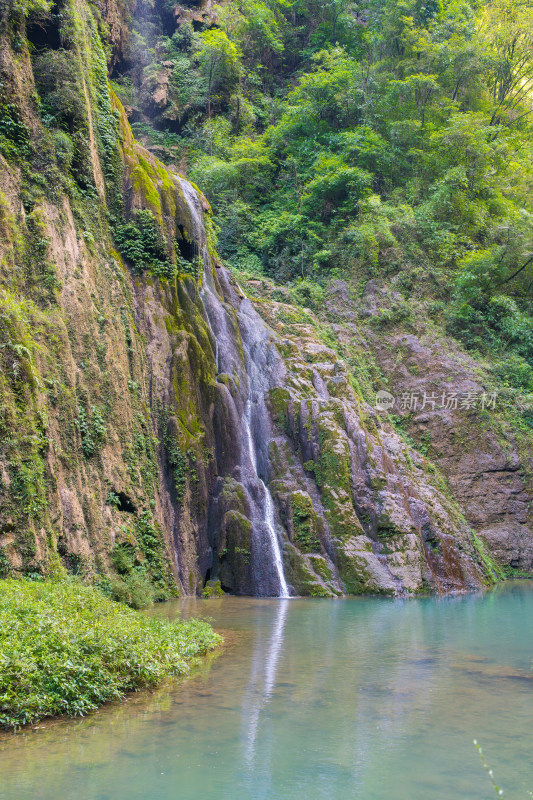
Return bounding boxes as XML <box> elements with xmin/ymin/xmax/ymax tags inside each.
<box><xmin>0</xmin><ymin>0</ymin><xmax>507</xmax><ymax>598</ymax></box>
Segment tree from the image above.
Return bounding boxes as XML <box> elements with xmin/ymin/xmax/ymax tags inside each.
<box><xmin>217</xmin><ymin>0</ymin><xmax>285</xmax><ymax>67</ymax></box>
<box><xmin>197</xmin><ymin>29</ymin><xmax>241</xmax><ymax>118</ymax></box>
<box><xmin>478</xmin><ymin>0</ymin><xmax>533</xmax><ymax>126</ymax></box>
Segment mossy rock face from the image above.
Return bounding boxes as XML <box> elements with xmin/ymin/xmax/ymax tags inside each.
<box><xmin>268</xmin><ymin>387</ymin><xmax>291</xmax><ymax>429</ymax></box>
<box><xmin>283</xmin><ymin>542</ymin><xmax>318</xmax><ymax>595</ymax></box>
<box><xmin>335</xmin><ymin>537</ymin><xmax>398</xmax><ymax>595</ymax></box>
<box><xmin>220</xmin><ymin>478</ymin><xmax>248</xmax><ymax>511</ymax></box>
<box><xmin>283</xmin><ymin>542</ymin><xmax>336</xmax><ymax>596</ymax></box>
<box><xmin>315</xmin><ymin>420</ymin><xmax>352</xmax><ymax>496</ymax></box>
<box><xmin>216</xmin><ymin>509</ymin><xmax>253</xmax><ymax>594</ymax></box>
<box><xmin>268</xmin><ymin>440</ymin><xmax>296</xmax><ymax>478</ymax></box>
<box><xmin>202</xmin><ymin>579</ymin><xmax>225</xmax><ymax>598</ymax></box>
<box><xmin>288</xmin><ymin>491</ymin><xmax>321</xmax><ymax>553</ymax></box>
<box><xmin>309</xmin><ymin>555</ymin><xmax>333</xmax><ymax>582</ymax></box>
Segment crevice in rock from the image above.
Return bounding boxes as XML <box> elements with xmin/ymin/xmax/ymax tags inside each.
<box><xmin>112</xmin><ymin>491</ymin><xmax>137</xmax><ymax>514</ymax></box>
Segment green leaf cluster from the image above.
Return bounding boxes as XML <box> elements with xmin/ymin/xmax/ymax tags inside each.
<box><xmin>0</xmin><ymin>578</ymin><xmax>221</xmax><ymax>730</ymax></box>
<box><xmin>114</xmin><ymin>210</ymin><xmax>175</xmax><ymax>278</ymax></box>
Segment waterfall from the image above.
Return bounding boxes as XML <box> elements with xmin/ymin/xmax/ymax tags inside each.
<box><xmin>243</xmin><ymin>402</ymin><xmax>289</xmax><ymax>599</ymax></box>
<box><xmin>175</xmin><ymin>175</ymin><xmax>290</xmax><ymax>598</ymax></box>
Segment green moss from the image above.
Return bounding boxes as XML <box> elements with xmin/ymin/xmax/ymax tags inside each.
<box><xmin>131</xmin><ymin>163</ymin><xmax>162</xmax><ymax>217</ymax></box>
<box><xmin>315</xmin><ymin>423</ymin><xmax>352</xmax><ymax>496</ymax></box>
<box><xmin>289</xmin><ymin>491</ymin><xmax>321</xmax><ymax>552</ymax></box>
<box><xmin>221</xmin><ymin>479</ymin><xmax>247</xmax><ymax>509</ymax></box>
<box><xmin>472</xmin><ymin>532</ymin><xmax>505</xmax><ymax>584</ymax></box>
<box><xmin>202</xmin><ymin>579</ymin><xmax>225</xmax><ymax>598</ymax></box>
<box><xmin>268</xmin><ymin>387</ymin><xmax>291</xmax><ymax>428</ymax></box>
<box><xmin>283</xmin><ymin>542</ymin><xmax>335</xmax><ymax>596</ymax></box>
<box><xmin>309</xmin><ymin>555</ymin><xmax>332</xmax><ymax>582</ymax></box>
<box><xmin>335</xmin><ymin>548</ymin><xmax>394</xmax><ymax>596</ymax></box>
<box><xmin>309</xmin><ymin>584</ymin><xmax>333</xmax><ymax>597</ymax></box>
<box><xmin>217</xmin><ymin>509</ymin><xmax>253</xmax><ymax>590</ymax></box>
<box><xmin>223</xmin><ymin>510</ymin><xmax>252</xmax><ymax>558</ymax></box>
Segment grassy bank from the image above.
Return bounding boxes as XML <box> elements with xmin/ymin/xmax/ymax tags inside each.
<box><xmin>0</xmin><ymin>579</ymin><xmax>221</xmax><ymax>731</ymax></box>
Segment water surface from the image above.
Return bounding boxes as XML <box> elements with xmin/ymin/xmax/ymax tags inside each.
<box><xmin>1</xmin><ymin>583</ymin><xmax>532</xmax><ymax>799</ymax></box>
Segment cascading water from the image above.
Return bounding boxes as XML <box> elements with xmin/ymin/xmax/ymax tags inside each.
<box><xmin>243</xmin><ymin>402</ymin><xmax>289</xmax><ymax>598</ymax></box>
<box><xmin>175</xmin><ymin>175</ymin><xmax>290</xmax><ymax>598</ymax></box>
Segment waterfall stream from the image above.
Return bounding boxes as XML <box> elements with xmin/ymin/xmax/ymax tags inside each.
<box><xmin>175</xmin><ymin>175</ymin><xmax>290</xmax><ymax>597</ymax></box>
<box><xmin>243</xmin><ymin>402</ymin><xmax>289</xmax><ymax>599</ymax></box>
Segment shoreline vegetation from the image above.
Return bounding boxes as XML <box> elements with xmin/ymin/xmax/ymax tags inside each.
<box><xmin>0</xmin><ymin>579</ymin><xmax>222</xmax><ymax>732</ymax></box>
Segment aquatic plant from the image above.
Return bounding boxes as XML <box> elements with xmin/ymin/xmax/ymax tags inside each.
<box><xmin>474</xmin><ymin>740</ymin><xmax>533</xmax><ymax>799</ymax></box>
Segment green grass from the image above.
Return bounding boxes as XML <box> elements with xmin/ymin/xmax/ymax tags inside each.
<box><xmin>0</xmin><ymin>579</ymin><xmax>221</xmax><ymax>730</ymax></box>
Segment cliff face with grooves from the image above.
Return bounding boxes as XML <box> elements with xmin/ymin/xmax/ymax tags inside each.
<box><xmin>0</xmin><ymin>0</ymin><xmax>499</xmax><ymax>597</ymax></box>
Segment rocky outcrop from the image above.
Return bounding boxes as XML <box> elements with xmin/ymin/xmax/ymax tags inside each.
<box><xmin>323</xmin><ymin>279</ymin><xmax>533</xmax><ymax>574</ymax></box>
<box><xmin>253</xmin><ymin>302</ymin><xmax>487</xmax><ymax>595</ymax></box>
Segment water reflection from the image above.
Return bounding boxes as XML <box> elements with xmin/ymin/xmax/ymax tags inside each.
<box><xmin>240</xmin><ymin>599</ymin><xmax>289</xmax><ymax>772</ymax></box>
<box><xmin>0</xmin><ymin>587</ymin><xmax>532</xmax><ymax>800</ymax></box>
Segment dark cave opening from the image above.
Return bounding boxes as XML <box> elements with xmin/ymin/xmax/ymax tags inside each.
<box><xmin>113</xmin><ymin>491</ymin><xmax>137</xmax><ymax>514</ymax></box>
<box><xmin>176</xmin><ymin>225</ymin><xmax>196</xmax><ymax>261</ymax></box>
<box><xmin>26</xmin><ymin>5</ymin><xmax>62</xmax><ymax>51</ymax></box>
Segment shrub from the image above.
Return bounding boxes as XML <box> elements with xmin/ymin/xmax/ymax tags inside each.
<box><xmin>0</xmin><ymin>103</ymin><xmax>30</xmax><ymax>160</ymax></box>
<box><xmin>0</xmin><ymin>578</ymin><xmax>221</xmax><ymax>730</ymax></box>
<box><xmin>492</xmin><ymin>354</ymin><xmax>533</xmax><ymax>391</ymax></box>
<box><xmin>77</xmin><ymin>403</ymin><xmax>106</xmax><ymax>458</ymax></box>
<box><xmin>109</xmin><ymin>570</ymin><xmax>156</xmax><ymax>609</ymax></box>
<box><xmin>114</xmin><ymin>210</ymin><xmax>175</xmax><ymax>278</ymax></box>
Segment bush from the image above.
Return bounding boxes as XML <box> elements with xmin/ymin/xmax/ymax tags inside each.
<box><xmin>109</xmin><ymin>571</ymin><xmax>156</xmax><ymax>609</ymax></box>
<box><xmin>0</xmin><ymin>103</ymin><xmax>30</xmax><ymax>160</ymax></box>
<box><xmin>492</xmin><ymin>354</ymin><xmax>533</xmax><ymax>391</ymax></box>
<box><xmin>114</xmin><ymin>210</ymin><xmax>175</xmax><ymax>278</ymax></box>
<box><xmin>0</xmin><ymin>579</ymin><xmax>221</xmax><ymax>730</ymax></box>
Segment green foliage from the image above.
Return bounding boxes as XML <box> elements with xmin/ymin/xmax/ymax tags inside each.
<box><xmin>77</xmin><ymin>403</ymin><xmax>106</xmax><ymax>459</ymax></box>
<box><xmin>0</xmin><ymin>290</ymin><xmax>49</xmax><ymax>533</ymax></box>
<box><xmin>197</xmin><ymin>28</ymin><xmax>241</xmax><ymax>117</ymax></box>
<box><xmin>492</xmin><ymin>354</ymin><xmax>533</xmax><ymax>392</ymax></box>
<box><xmin>164</xmin><ymin>431</ymin><xmax>191</xmax><ymax>502</ymax></box>
<box><xmin>202</xmin><ymin>579</ymin><xmax>225</xmax><ymax>597</ymax></box>
<box><xmin>108</xmin><ymin>569</ymin><xmax>158</xmax><ymax>610</ymax></box>
<box><xmin>120</xmin><ymin>0</ymin><xmax>533</xmax><ymax>346</ymax></box>
<box><xmin>0</xmin><ymin>579</ymin><xmax>220</xmax><ymax>730</ymax></box>
<box><xmin>106</xmin><ymin>490</ymin><xmax>121</xmax><ymax>508</ymax></box>
<box><xmin>114</xmin><ymin>210</ymin><xmax>175</xmax><ymax>278</ymax></box>
<box><xmin>10</xmin><ymin>0</ymin><xmax>52</xmax><ymax>16</ymax></box>
<box><xmin>135</xmin><ymin>511</ymin><xmax>173</xmax><ymax>597</ymax></box>
<box><xmin>26</xmin><ymin>208</ymin><xmax>59</xmax><ymax>304</ymax></box>
<box><xmin>0</xmin><ymin>548</ymin><xmax>11</xmax><ymax>579</ymax></box>
<box><xmin>0</xmin><ymin>103</ymin><xmax>30</xmax><ymax>160</ymax></box>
